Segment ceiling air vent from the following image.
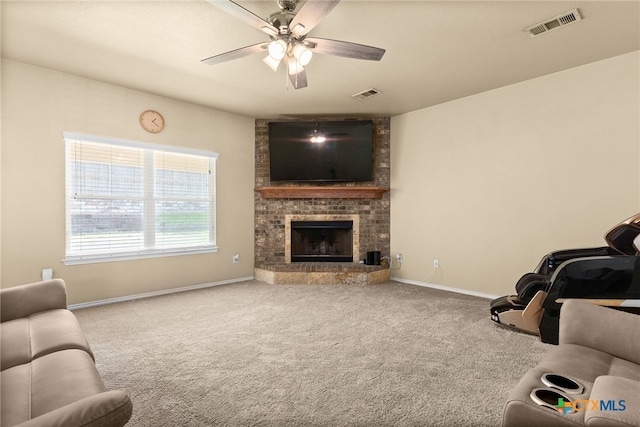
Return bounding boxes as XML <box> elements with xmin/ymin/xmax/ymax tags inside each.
<box><xmin>352</xmin><ymin>88</ymin><xmax>382</xmax><ymax>101</ymax></box>
<box><xmin>526</xmin><ymin>9</ymin><xmax>582</xmax><ymax>37</ymax></box>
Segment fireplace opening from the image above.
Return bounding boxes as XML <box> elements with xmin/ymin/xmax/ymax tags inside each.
<box><xmin>291</xmin><ymin>220</ymin><xmax>353</xmax><ymax>262</ymax></box>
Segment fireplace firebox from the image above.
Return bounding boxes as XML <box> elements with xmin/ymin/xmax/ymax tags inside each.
<box><xmin>291</xmin><ymin>221</ymin><xmax>353</xmax><ymax>262</ymax></box>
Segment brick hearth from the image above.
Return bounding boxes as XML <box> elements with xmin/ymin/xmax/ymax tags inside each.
<box><xmin>255</xmin><ymin>263</ymin><xmax>390</xmax><ymax>285</ymax></box>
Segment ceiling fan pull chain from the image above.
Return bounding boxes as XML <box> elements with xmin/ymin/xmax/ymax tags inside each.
<box><xmin>285</xmin><ymin>63</ymin><xmax>290</xmax><ymax>90</ymax></box>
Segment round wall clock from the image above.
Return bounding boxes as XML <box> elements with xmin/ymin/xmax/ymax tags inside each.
<box><xmin>139</xmin><ymin>110</ymin><xmax>165</xmax><ymax>133</ymax></box>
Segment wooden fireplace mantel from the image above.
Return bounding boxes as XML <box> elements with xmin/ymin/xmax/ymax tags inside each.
<box><xmin>255</xmin><ymin>186</ymin><xmax>390</xmax><ymax>199</ymax></box>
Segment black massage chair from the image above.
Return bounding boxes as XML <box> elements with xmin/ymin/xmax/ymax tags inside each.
<box><xmin>490</xmin><ymin>213</ymin><xmax>640</xmax><ymax>344</ymax></box>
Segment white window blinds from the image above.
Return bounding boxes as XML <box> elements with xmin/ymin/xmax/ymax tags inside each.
<box><xmin>63</xmin><ymin>132</ymin><xmax>218</xmax><ymax>264</ymax></box>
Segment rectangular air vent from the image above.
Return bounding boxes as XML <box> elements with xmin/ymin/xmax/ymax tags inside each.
<box><xmin>526</xmin><ymin>9</ymin><xmax>582</xmax><ymax>37</ymax></box>
<box><xmin>352</xmin><ymin>88</ymin><xmax>382</xmax><ymax>100</ymax></box>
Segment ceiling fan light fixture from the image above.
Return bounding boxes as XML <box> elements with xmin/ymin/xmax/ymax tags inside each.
<box><xmin>268</xmin><ymin>39</ymin><xmax>288</xmax><ymax>60</ymax></box>
<box><xmin>263</xmin><ymin>55</ymin><xmax>281</xmax><ymax>71</ymax></box>
<box><xmin>292</xmin><ymin>44</ymin><xmax>313</xmax><ymax>66</ymax></box>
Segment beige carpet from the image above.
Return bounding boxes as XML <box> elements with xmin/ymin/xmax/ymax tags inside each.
<box><xmin>73</xmin><ymin>280</ymin><xmax>551</xmax><ymax>426</ymax></box>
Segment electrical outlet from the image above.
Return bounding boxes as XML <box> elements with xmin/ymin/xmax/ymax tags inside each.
<box><xmin>233</xmin><ymin>254</ymin><xmax>239</xmax><ymax>264</ymax></box>
<box><xmin>42</xmin><ymin>268</ymin><xmax>53</xmax><ymax>280</ymax></box>
<box><xmin>397</xmin><ymin>253</ymin><xmax>403</xmax><ymax>263</ymax></box>
<box><xmin>433</xmin><ymin>258</ymin><xmax>439</xmax><ymax>268</ymax></box>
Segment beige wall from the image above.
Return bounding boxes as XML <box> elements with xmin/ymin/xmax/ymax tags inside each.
<box><xmin>390</xmin><ymin>51</ymin><xmax>640</xmax><ymax>297</ymax></box>
<box><xmin>4</xmin><ymin>51</ymin><xmax>639</xmax><ymax>303</ymax></box>
<box><xmin>1</xmin><ymin>60</ymin><xmax>255</xmax><ymax>304</ymax></box>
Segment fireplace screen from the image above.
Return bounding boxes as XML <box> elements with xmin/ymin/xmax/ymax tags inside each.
<box><xmin>291</xmin><ymin>221</ymin><xmax>353</xmax><ymax>262</ymax></box>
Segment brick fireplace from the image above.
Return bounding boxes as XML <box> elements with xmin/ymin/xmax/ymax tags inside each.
<box><xmin>254</xmin><ymin>117</ymin><xmax>391</xmax><ymax>285</ymax></box>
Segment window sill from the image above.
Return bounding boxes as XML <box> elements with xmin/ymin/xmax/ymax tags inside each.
<box><xmin>63</xmin><ymin>246</ymin><xmax>219</xmax><ymax>265</ymax></box>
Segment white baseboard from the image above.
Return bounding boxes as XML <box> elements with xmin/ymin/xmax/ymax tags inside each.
<box><xmin>391</xmin><ymin>276</ymin><xmax>500</xmax><ymax>300</ymax></box>
<box><xmin>69</xmin><ymin>276</ymin><xmax>498</xmax><ymax>310</ymax></box>
<box><xmin>68</xmin><ymin>276</ymin><xmax>254</xmax><ymax>311</ymax></box>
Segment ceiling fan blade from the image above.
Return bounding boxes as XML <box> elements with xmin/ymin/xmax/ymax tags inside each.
<box><xmin>206</xmin><ymin>0</ymin><xmax>278</xmax><ymax>36</ymax></box>
<box><xmin>289</xmin><ymin>0</ymin><xmax>340</xmax><ymax>37</ymax></box>
<box><xmin>305</xmin><ymin>37</ymin><xmax>385</xmax><ymax>61</ymax></box>
<box><xmin>201</xmin><ymin>42</ymin><xmax>269</xmax><ymax>65</ymax></box>
<box><xmin>288</xmin><ymin>68</ymin><xmax>308</xmax><ymax>89</ymax></box>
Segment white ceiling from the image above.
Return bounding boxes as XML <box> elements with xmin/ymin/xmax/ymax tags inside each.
<box><xmin>2</xmin><ymin>1</ymin><xmax>639</xmax><ymax>119</ymax></box>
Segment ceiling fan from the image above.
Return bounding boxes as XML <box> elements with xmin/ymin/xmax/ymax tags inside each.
<box><xmin>201</xmin><ymin>0</ymin><xmax>385</xmax><ymax>89</ymax></box>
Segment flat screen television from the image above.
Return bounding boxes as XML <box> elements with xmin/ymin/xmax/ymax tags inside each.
<box><xmin>268</xmin><ymin>120</ymin><xmax>374</xmax><ymax>182</ymax></box>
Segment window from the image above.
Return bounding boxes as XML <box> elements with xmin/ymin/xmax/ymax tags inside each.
<box><xmin>63</xmin><ymin>132</ymin><xmax>218</xmax><ymax>265</ymax></box>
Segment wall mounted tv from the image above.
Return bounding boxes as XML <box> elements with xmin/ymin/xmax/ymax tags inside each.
<box><xmin>268</xmin><ymin>120</ymin><xmax>374</xmax><ymax>183</ymax></box>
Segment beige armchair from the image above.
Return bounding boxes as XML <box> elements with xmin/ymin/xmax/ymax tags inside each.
<box><xmin>502</xmin><ymin>299</ymin><xmax>640</xmax><ymax>426</ymax></box>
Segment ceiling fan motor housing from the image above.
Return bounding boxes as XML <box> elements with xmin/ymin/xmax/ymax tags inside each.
<box><xmin>268</xmin><ymin>11</ymin><xmax>295</xmax><ymax>33</ymax></box>
<box><xmin>277</xmin><ymin>0</ymin><xmax>298</xmax><ymax>12</ymax></box>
